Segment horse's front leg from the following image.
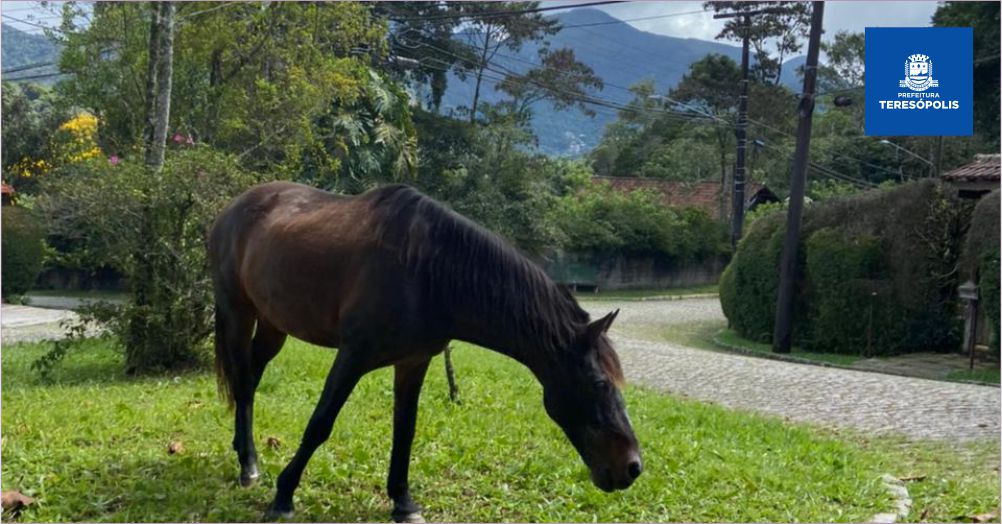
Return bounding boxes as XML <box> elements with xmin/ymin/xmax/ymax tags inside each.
<box><xmin>266</xmin><ymin>350</ymin><xmax>365</xmax><ymax>520</ymax></box>
<box><xmin>388</xmin><ymin>358</ymin><xmax>432</xmax><ymax>523</ymax></box>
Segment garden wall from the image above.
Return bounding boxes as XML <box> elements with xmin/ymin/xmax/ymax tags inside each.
<box><xmin>546</xmin><ymin>253</ymin><xmax>723</xmax><ymax>291</ymax></box>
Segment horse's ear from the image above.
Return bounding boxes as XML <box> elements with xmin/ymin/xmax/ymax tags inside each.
<box><xmin>585</xmin><ymin>309</ymin><xmax>619</xmax><ymax>343</ymax></box>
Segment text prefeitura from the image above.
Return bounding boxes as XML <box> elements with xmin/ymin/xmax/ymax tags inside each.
<box><xmin>880</xmin><ymin>91</ymin><xmax>960</xmax><ymax>110</ymax></box>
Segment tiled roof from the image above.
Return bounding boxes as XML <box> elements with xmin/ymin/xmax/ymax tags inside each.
<box><xmin>941</xmin><ymin>154</ymin><xmax>1001</xmax><ymax>182</ymax></box>
<box><xmin>1</xmin><ymin>182</ymin><xmax>13</xmax><ymax>195</ymax></box>
<box><xmin>593</xmin><ymin>176</ymin><xmax>766</xmax><ymax>216</ymax></box>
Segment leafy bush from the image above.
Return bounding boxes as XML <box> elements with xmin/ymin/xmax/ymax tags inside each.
<box><xmin>720</xmin><ymin>180</ymin><xmax>971</xmax><ymax>355</ymax></box>
<box><xmin>37</xmin><ymin>148</ymin><xmax>265</xmax><ymax>374</ymax></box>
<box><xmin>549</xmin><ymin>181</ymin><xmax>728</xmax><ymax>263</ymax></box>
<box><xmin>1</xmin><ymin>206</ymin><xmax>45</xmax><ymax>300</ymax></box>
<box><xmin>802</xmin><ymin>229</ymin><xmax>892</xmax><ymax>355</ymax></box>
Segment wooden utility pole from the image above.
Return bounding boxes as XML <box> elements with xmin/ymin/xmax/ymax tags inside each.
<box><xmin>713</xmin><ymin>7</ymin><xmax>786</xmax><ymax>250</ymax></box>
<box><xmin>144</xmin><ymin>2</ymin><xmax>175</xmax><ymax>170</ymax></box>
<box><xmin>772</xmin><ymin>1</ymin><xmax>824</xmax><ymax>353</ymax></box>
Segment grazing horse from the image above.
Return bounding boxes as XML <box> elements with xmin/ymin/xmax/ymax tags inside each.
<box><xmin>209</xmin><ymin>182</ymin><xmax>642</xmax><ymax>522</ymax></box>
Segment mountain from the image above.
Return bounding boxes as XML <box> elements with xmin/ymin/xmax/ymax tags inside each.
<box><xmin>438</xmin><ymin>8</ymin><xmax>803</xmax><ymax>156</ymax></box>
<box><xmin>1</xmin><ymin>24</ymin><xmax>62</xmax><ymax>83</ymax></box>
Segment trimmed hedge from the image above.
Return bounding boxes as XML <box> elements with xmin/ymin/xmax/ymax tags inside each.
<box><xmin>1</xmin><ymin>206</ymin><xmax>45</xmax><ymax>300</ymax></box>
<box><xmin>720</xmin><ymin>180</ymin><xmax>972</xmax><ymax>355</ymax></box>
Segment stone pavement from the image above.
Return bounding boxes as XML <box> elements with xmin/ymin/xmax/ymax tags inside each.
<box><xmin>1</xmin><ymin>303</ymin><xmax>80</xmax><ymax>344</ymax></box>
<box><xmin>582</xmin><ymin>298</ymin><xmax>1001</xmax><ymax>443</ymax></box>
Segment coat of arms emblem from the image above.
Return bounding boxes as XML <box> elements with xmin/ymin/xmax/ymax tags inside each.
<box><xmin>899</xmin><ymin>54</ymin><xmax>939</xmax><ymax>92</ymax></box>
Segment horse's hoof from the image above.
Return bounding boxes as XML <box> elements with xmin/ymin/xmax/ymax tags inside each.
<box><xmin>263</xmin><ymin>506</ymin><xmax>294</xmax><ymax>521</ymax></box>
<box><xmin>392</xmin><ymin>511</ymin><xmax>425</xmax><ymax>523</ymax></box>
<box><xmin>239</xmin><ymin>470</ymin><xmax>260</xmax><ymax>487</ymax></box>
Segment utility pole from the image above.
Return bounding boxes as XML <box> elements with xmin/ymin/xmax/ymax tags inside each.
<box><xmin>144</xmin><ymin>2</ymin><xmax>175</xmax><ymax>171</ymax></box>
<box><xmin>713</xmin><ymin>7</ymin><xmax>786</xmax><ymax>250</ymax></box>
<box><xmin>772</xmin><ymin>1</ymin><xmax>824</xmax><ymax>354</ymax></box>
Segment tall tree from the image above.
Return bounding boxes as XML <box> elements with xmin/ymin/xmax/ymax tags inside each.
<box><xmin>670</xmin><ymin>54</ymin><xmax>742</xmax><ymax>218</ymax></box>
<box><xmin>703</xmin><ymin>1</ymin><xmax>811</xmax><ymax>86</ymax></box>
<box><xmin>933</xmin><ymin>1</ymin><xmax>1000</xmax><ymax>147</ymax></box>
<box><xmin>143</xmin><ymin>1</ymin><xmax>174</xmax><ymax>170</ymax></box>
<box><xmin>455</xmin><ymin>2</ymin><xmax>559</xmax><ymax>123</ymax></box>
<box><xmin>497</xmin><ymin>46</ymin><xmax>603</xmax><ymax>121</ymax></box>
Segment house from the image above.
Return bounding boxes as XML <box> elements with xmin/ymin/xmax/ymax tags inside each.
<box><xmin>592</xmin><ymin>176</ymin><xmax>779</xmax><ymax>220</ymax></box>
<box><xmin>941</xmin><ymin>154</ymin><xmax>1000</xmax><ymax>199</ymax></box>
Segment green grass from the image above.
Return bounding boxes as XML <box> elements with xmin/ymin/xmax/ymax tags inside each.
<box><xmin>945</xmin><ymin>368</ymin><xmax>1002</xmax><ymax>384</ymax></box>
<box><xmin>575</xmin><ymin>284</ymin><xmax>718</xmax><ymax>301</ymax></box>
<box><xmin>2</xmin><ymin>339</ymin><xmax>998</xmax><ymax>522</ymax></box>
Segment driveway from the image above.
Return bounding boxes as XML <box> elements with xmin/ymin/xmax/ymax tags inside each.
<box><xmin>582</xmin><ymin>297</ymin><xmax>1001</xmax><ymax>442</ymax></box>
<box><xmin>1</xmin><ymin>303</ymin><xmax>80</xmax><ymax>344</ymax></box>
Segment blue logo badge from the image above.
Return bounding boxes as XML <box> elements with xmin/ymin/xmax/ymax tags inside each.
<box><xmin>865</xmin><ymin>27</ymin><xmax>972</xmax><ymax>136</ymax></box>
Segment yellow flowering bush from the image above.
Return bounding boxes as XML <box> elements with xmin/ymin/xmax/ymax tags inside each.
<box><xmin>52</xmin><ymin>113</ymin><xmax>103</xmax><ymax>165</ymax></box>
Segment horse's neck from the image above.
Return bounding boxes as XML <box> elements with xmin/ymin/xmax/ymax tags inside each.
<box><xmin>447</xmin><ymin>283</ymin><xmax>576</xmax><ymax>378</ymax></box>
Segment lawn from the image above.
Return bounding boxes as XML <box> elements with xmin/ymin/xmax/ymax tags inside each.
<box><xmin>2</xmin><ymin>338</ymin><xmax>998</xmax><ymax>522</ymax></box>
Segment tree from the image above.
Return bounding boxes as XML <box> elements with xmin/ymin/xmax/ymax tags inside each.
<box><xmin>454</xmin><ymin>2</ymin><xmax>559</xmax><ymax>123</ymax></box>
<box><xmin>703</xmin><ymin>1</ymin><xmax>811</xmax><ymax>86</ymax></box>
<box><xmin>376</xmin><ymin>2</ymin><xmax>469</xmax><ymax>111</ymax></box>
<box><xmin>497</xmin><ymin>46</ymin><xmax>603</xmax><ymax>121</ymax></box>
<box><xmin>933</xmin><ymin>1</ymin><xmax>1000</xmax><ymax>147</ymax></box>
<box><xmin>819</xmin><ymin>31</ymin><xmax>865</xmax><ymax>92</ymax></box>
<box><xmin>670</xmin><ymin>54</ymin><xmax>742</xmax><ymax>216</ymax></box>
<box><xmin>56</xmin><ymin>2</ymin><xmax>391</xmax><ymax>168</ymax></box>
<box><xmin>0</xmin><ymin>81</ymin><xmax>69</xmax><ymax>192</ymax></box>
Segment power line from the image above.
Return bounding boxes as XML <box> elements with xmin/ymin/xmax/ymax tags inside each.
<box><xmin>388</xmin><ymin>1</ymin><xmax>627</xmax><ymax>22</ymax></box>
<box><xmin>1</xmin><ymin>13</ymin><xmax>64</xmax><ymax>33</ymax></box>
<box><xmin>2</xmin><ymin>60</ymin><xmax>58</xmax><ymax>74</ymax></box>
<box><xmin>453</xmin><ymin>8</ymin><xmax>706</xmax><ymax>36</ymax></box>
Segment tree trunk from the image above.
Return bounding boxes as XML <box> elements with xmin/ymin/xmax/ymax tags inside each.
<box><xmin>144</xmin><ymin>1</ymin><xmax>175</xmax><ymax>171</ymax></box>
<box><xmin>142</xmin><ymin>3</ymin><xmax>161</xmax><ymax>156</ymax></box>
<box><xmin>469</xmin><ymin>32</ymin><xmax>492</xmax><ymax>124</ymax></box>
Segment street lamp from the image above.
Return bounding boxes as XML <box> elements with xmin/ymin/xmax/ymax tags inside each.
<box><xmin>879</xmin><ymin>139</ymin><xmax>935</xmax><ymax>177</ymax></box>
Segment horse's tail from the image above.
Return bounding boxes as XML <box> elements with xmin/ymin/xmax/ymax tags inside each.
<box><xmin>213</xmin><ymin>301</ymin><xmax>237</xmax><ymax>411</ymax></box>
<box><xmin>209</xmin><ymin>212</ymin><xmax>238</xmax><ymax>412</ymax></box>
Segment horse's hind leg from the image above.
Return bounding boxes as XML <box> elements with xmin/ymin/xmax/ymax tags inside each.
<box><xmin>236</xmin><ymin>319</ymin><xmax>287</xmax><ymax>487</ymax></box>
<box><xmin>216</xmin><ymin>299</ymin><xmax>259</xmax><ymax>487</ymax></box>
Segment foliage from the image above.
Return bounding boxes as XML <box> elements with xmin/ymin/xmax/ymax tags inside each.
<box><xmin>497</xmin><ymin>46</ymin><xmax>604</xmax><ymax>120</ymax></box>
<box><xmin>1</xmin><ymin>206</ymin><xmax>45</xmax><ymax>300</ymax></box>
<box><xmin>452</xmin><ymin>1</ymin><xmax>559</xmax><ymax>122</ymax></box>
<box><xmin>289</xmin><ymin>70</ymin><xmax>417</xmax><ymax>194</ymax></box>
<box><xmin>933</xmin><ymin>1</ymin><xmax>1000</xmax><ymax>147</ymax></box>
<box><xmin>12</xmin><ymin>337</ymin><xmax>1002</xmax><ymax>523</ymax></box>
<box><xmin>1</xmin><ymin>81</ymin><xmax>70</xmax><ymax>192</ymax></box>
<box><xmin>960</xmin><ymin>190</ymin><xmax>1001</xmax><ymax>354</ymax></box>
<box><xmin>56</xmin><ymin>2</ymin><xmax>390</xmax><ymax>169</ymax></box>
<box><xmin>549</xmin><ymin>182</ymin><xmax>727</xmax><ymax>263</ymax></box>
<box><xmin>36</xmin><ymin>148</ymin><xmax>265</xmax><ymax>374</ymax></box>
<box><xmin>702</xmin><ymin>2</ymin><xmax>811</xmax><ymax>86</ymax></box>
<box><xmin>719</xmin><ymin>180</ymin><xmax>973</xmax><ymax>355</ymax></box>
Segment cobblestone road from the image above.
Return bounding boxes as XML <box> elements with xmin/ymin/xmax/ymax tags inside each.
<box><xmin>583</xmin><ymin>298</ymin><xmax>1000</xmax><ymax>442</ymax></box>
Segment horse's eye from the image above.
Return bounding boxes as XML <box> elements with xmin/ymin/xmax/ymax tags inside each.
<box><xmin>594</xmin><ymin>379</ymin><xmax>610</xmax><ymax>391</ymax></box>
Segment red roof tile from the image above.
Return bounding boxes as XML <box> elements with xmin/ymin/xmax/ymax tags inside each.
<box><xmin>592</xmin><ymin>176</ymin><xmax>766</xmax><ymax>217</ymax></box>
<box><xmin>941</xmin><ymin>154</ymin><xmax>1001</xmax><ymax>183</ymax></box>
<box><xmin>1</xmin><ymin>183</ymin><xmax>14</xmax><ymax>195</ymax></box>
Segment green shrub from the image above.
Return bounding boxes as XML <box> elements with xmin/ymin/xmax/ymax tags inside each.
<box><xmin>1</xmin><ymin>206</ymin><xmax>45</xmax><ymax>300</ymax></box>
<box><xmin>803</xmin><ymin>229</ymin><xmax>894</xmax><ymax>355</ymax></box>
<box><xmin>718</xmin><ymin>213</ymin><xmax>785</xmax><ymax>342</ymax></box>
<box><xmin>549</xmin><ymin>181</ymin><xmax>729</xmax><ymax>263</ymax></box>
<box><xmin>37</xmin><ymin>148</ymin><xmax>265</xmax><ymax>374</ymax></box>
<box><xmin>719</xmin><ymin>180</ymin><xmax>970</xmax><ymax>355</ymax></box>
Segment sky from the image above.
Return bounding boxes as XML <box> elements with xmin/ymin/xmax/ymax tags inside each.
<box><xmin>587</xmin><ymin>1</ymin><xmax>938</xmax><ymax>42</ymax></box>
<box><xmin>1</xmin><ymin>0</ymin><xmax>939</xmax><ymax>40</ymax></box>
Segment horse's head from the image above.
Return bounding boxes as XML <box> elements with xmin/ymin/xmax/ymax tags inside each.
<box><xmin>540</xmin><ymin>309</ymin><xmax>642</xmax><ymax>492</ymax></box>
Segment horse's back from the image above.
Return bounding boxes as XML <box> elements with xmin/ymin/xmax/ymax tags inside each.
<box><xmin>209</xmin><ymin>182</ymin><xmax>419</xmax><ymax>347</ymax></box>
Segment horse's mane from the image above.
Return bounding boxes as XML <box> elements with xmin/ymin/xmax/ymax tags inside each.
<box><xmin>368</xmin><ymin>184</ymin><xmax>593</xmax><ymax>356</ymax></box>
